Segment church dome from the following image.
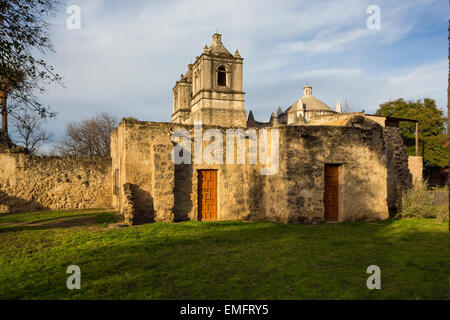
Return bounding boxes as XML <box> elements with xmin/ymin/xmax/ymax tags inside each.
<box><xmin>286</xmin><ymin>85</ymin><xmax>332</xmax><ymax>112</ymax></box>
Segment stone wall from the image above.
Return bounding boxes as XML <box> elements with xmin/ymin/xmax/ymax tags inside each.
<box><xmin>152</xmin><ymin>143</ymin><xmax>175</xmax><ymax>222</ymax></box>
<box><xmin>111</xmin><ymin>118</ymin><xmax>390</xmax><ymax>224</ymax></box>
<box><xmin>383</xmin><ymin>127</ymin><xmax>412</xmax><ymax>214</ymax></box>
<box><xmin>264</xmin><ymin>125</ymin><xmax>389</xmax><ymax>223</ymax></box>
<box><xmin>408</xmin><ymin>156</ymin><xmax>423</xmax><ymax>185</ymax></box>
<box><xmin>0</xmin><ymin>153</ymin><xmax>112</xmax><ymax>213</ymax></box>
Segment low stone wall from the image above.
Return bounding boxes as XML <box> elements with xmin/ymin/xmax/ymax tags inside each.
<box><xmin>408</xmin><ymin>156</ymin><xmax>423</xmax><ymax>185</ymax></box>
<box><xmin>0</xmin><ymin>153</ymin><xmax>112</xmax><ymax>213</ymax></box>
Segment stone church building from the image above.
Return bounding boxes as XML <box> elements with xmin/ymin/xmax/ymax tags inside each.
<box><xmin>0</xmin><ymin>34</ymin><xmax>422</xmax><ymax>225</ymax></box>
<box><xmin>109</xmin><ymin>34</ymin><xmax>420</xmax><ymax>225</ymax></box>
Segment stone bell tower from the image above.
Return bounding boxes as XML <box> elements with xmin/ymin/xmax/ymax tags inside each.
<box><xmin>172</xmin><ymin>33</ymin><xmax>246</xmax><ymax>127</ymax></box>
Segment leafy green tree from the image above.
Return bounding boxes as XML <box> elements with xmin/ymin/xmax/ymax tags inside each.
<box><xmin>0</xmin><ymin>0</ymin><xmax>63</xmax><ymax>138</ymax></box>
<box><xmin>375</xmin><ymin>98</ymin><xmax>448</xmax><ymax>167</ymax></box>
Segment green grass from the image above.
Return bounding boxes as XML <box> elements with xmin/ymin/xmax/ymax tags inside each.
<box><xmin>0</xmin><ymin>209</ymin><xmax>449</xmax><ymax>300</ymax></box>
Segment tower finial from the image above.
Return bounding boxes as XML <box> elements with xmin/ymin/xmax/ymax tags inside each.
<box><xmin>303</xmin><ymin>84</ymin><xmax>312</xmax><ymax>96</ymax></box>
<box><xmin>336</xmin><ymin>101</ymin><xmax>342</xmax><ymax>113</ymax></box>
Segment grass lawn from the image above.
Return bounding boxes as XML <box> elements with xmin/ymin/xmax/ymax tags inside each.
<box><xmin>0</xmin><ymin>209</ymin><xmax>449</xmax><ymax>300</ymax></box>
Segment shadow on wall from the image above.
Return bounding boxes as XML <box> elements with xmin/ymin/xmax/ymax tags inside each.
<box><xmin>0</xmin><ymin>190</ymin><xmax>49</xmax><ymax>214</ymax></box>
<box><xmin>384</xmin><ymin>128</ymin><xmax>413</xmax><ymax>217</ymax></box>
<box><xmin>124</xmin><ymin>183</ymin><xmax>155</xmax><ymax>225</ymax></box>
<box><xmin>134</xmin><ymin>185</ymin><xmax>155</xmax><ymax>224</ymax></box>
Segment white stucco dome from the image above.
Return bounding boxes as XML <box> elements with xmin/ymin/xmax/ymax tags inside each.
<box><xmin>286</xmin><ymin>85</ymin><xmax>332</xmax><ymax>112</ymax></box>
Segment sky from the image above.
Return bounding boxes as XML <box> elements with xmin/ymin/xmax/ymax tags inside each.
<box><xmin>30</xmin><ymin>0</ymin><xmax>448</xmax><ymax>141</ymax></box>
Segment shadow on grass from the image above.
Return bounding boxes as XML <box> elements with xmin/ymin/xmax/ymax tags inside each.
<box><xmin>0</xmin><ymin>212</ymin><xmax>119</xmax><ymax>233</ymax></box>
<box><xmin>1</xmin><ymin>216</ymin><xmax>448</xmax><ymax>299</ymax></box>
<box><xmin>11</xmin><ymin>219</ymin><xmax>446</xmax><ymax>299</ymax></box>
<box><xmin>0</xmin><ymin>190</ymin><xmax>49</xmax><ymax>214</ymax></box>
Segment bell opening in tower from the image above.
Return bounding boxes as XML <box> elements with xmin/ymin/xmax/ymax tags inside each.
<box><xmin>217</xmin><ymin>66</ymin><xmax>226</xmax><ymax>87</ymax></box>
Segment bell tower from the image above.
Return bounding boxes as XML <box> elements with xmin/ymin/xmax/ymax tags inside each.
<box><xmin>188</xmin><ymin>33</ymin><xmax>246</xmax><ymax>127</ymax></box>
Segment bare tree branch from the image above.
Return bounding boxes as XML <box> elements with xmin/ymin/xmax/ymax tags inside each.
<box><xmin>342</xmin><ymin>98</ymin><xmax>353</xmax><ymax>113</ymax></box>
<box><xmin>11</xmin><ymin>109</ymin><xmax>52</xmax><ymax>154</ymax></box>
<box><xmin>55</xmin><ymin>113</ymin><xmax>118</xmax><ymax>157</ymax></box>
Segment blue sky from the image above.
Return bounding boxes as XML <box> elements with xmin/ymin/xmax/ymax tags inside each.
<box><xmin>36</xmin><ymin>0</ymin><xmax>448</xmax><ymax>139</ymax></box>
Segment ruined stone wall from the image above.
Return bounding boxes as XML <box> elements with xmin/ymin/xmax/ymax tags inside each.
<box><xmin>112</xmin><ymin>119</ymin><xmax>390</xmax><ymax>224</ymax></box>
<box><xmin>408</xmin><ymin>156</ymin><xmax>423</xmax><ymax>185</ymax></box>
<box><xmin>263</xmin><ymin>125</ymin><xmax>389</xmax><ymax>223</ymax></box>
<box><xmin>383</xmin><ymin>127</ymin><xmax>412</xmax><ymax>214</ymax></box>
<box><xmin>0</xmin><ymin>153</ymin><xmax>112</xmax><ymax>213</ymax></box>
<box><xmin>111</xmin><ymin>122</ymin><xmax>166</xmax><ymax>222</ymax></box>
<box><xmin>110</xmin><ymin>121</ymin><xmax>252</xmax><ymax>222</ymax></box>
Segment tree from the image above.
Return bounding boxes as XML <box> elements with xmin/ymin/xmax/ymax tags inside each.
<box><xmin>342</xmin><ymin>98</ymin><xmax>353</xmax><ymax>113</ymax></box>
<box><xmin>11</xmin><ymin>110</ymin><xmax>52</xmax><ymax>154</ymax></box>
<box><xmin>447</xmin><ymin>19</ymin><xmax>449</xmax><ymax>235</ymax></box>
<box><xmin>55</xmin><ymin>113</ymin><xmax>118</xmax><ymax>157</ymax></box>
<box><xmin>375</xmin><ymin>98</ymin><xmax>448</xmax><ymax>167</ymax></box>
<box><xmin>0</xmin><ymin>0</ymin><xmax>63</xmax><ymax>137</ymax></box>
<box><xmin>0</xmin><ymin>64</ymin><xmax>25</xmax><ymax>136</ymax></box>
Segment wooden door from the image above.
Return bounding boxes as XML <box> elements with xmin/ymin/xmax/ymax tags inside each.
<box><xmin>324</xmin><ymin>164</ymin><xmax>339</xmax><ymax>221</ymax></box>
<box><xmin>198</xmin><ymin>170</ymin><xmax>217</xmax><ymax>221</ymax></box>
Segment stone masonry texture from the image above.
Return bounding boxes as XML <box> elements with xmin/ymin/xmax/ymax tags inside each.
<box><xmin>0</xmin><ymin>153</ymin><xmax>112</xmax><ymax>213</ymax></box>
<box><xmin>110</xmin><ymin>118</ymin><xmax>402</xmax><ymax>224</ymax></box>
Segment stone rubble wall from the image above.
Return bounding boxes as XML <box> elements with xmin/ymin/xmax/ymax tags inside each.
<box><xmin>1</xmin><ymin>117</ymin><xmax>413</xmax><ymax>222</ymax></box>
<box><xmin>112</xmin><ymin>118</ymin><xmax>391</xmax><ymax>224</ymax></box>
<box><xmin>0</xmin><ymin>153</ymin><xmax>112</xmax><ymax>213</ymax></box>
<box><xmin>123</xmin><ymin>183</ymin><xmax>137</xmax><ymax>225</ymax></box>
<box><xmin>383</xmin><ymin>127</ymin><xmax>413</xmax><ymax>214</ymax></box>
<box><xmin>263</xmin><ymin>125</ymin><xmax>389</xmax><ymax>223</ymax></box>
<box><xmin>152</xmin><ymin>143</ymin><xmax>175</xmax><ymax>222</ymax></box>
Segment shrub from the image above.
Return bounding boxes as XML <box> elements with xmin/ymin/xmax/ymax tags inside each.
<box><xmin>122</xmin><ymin>117</ymin><xmax>138</xmax><ymax>123</ymax></box>
<box><xmin>398</xmin><ymin>181</ymin><xmax>449</xmax><ymax>223</ymax></box>
<box><xmin>437</xmin><ymin>209</ymin><xmax>448</xmax><ymax>223</ymax></box>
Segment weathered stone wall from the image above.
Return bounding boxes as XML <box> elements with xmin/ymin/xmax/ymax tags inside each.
<box><xmin>112</xmin><ymin>118</ymin><xmax>390</xmax><ymax>224</ymax></box>
<box><xmin>408</xmin><ymin>156</ymin><xmax>423</xmax><ymax>185</ymax></box>
<box><xmin>383</xmin><ymin>127</ymin><xmax>412</xmax><ymax>214</ymax></box>
<box><xmin>0</xmin><ymin>153</ymin><xmax>112</xmax><ymax>213</ymax></box>
<box><xmin>264</xmin><ymin>125</ymin><xmax>389</xmax><ymax>223</ymax></box>
<box><xmin>111</xmin><ymin>122</ymin><xmax>160</xmax><ymax>222</ymax></box>
<box><xmin>152</xmin><ymin>143</ymin><xmax>175</xmax><ymax>222</ymax></box>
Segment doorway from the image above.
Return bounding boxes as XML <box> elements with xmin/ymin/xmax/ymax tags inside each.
<box><xmin>198</xmin><ymin>170</ymin><xmax>217</xmax><ymax>221</ymax></box>
<box><xmin>324</xmin><ymin>164</ymin><xmax>339</xmax><ymax>221</ymax></box>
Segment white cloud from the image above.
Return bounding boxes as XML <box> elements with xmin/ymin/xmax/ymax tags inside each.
<box><xmin>385</xmin><ymin>60</ymin><xmax>447</xmax><ymax>105</ymax></box>
<box><xmin>278</xmin><ymin>29</ymin><xmax>370</xmax><ymax>55</ymax></box>
<box><xmin>295</xmin><ymin>67</ymin><xmax>364</xmax><ymax>78</ymax></box>
<box><xmin>34</xmin><ymin>0</ymin><xmax>447</xmax><ymax>139</ymax></box>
